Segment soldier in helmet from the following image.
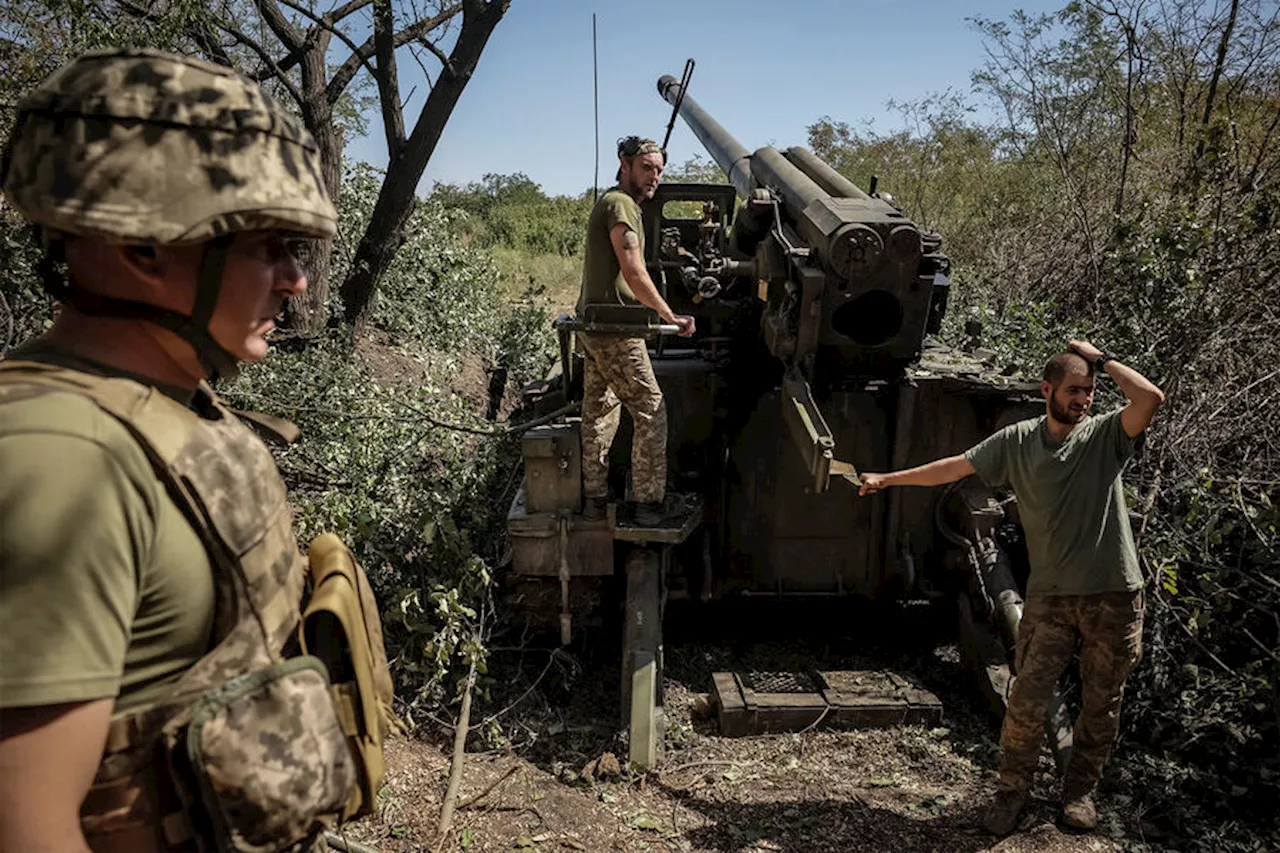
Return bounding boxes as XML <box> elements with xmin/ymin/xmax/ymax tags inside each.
<box><xmin>0</xmin><ymin>49</ymin><xmax>382</xmax><ymax>852</ymax></box>
<box><xmin>859</xmin><ymin>343</ymin><xmax>1164</xmax><ymax>836</ymax></box>
<box><xmin>576</xmin><ymin>136</ymin><xmax>695</xmax><ymax>526</ymax></box>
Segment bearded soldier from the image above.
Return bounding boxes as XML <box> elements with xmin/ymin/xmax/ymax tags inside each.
<box><xmin>859</xmin><ymin>343</ymin><xmax>1164</xmax><ymax>836</ymax></box>
<box><xmin>576</xmin><ymin>136</ymin><xmax>695</xmax><ymax>526</ymax></box>
<box><xmin>0</xmin><ymin>50</ymin><xmax>389</xmax><ymax>852</ymax></box>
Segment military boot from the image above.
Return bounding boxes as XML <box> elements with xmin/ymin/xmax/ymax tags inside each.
<box><xmin>635</xmin><ymin>493</ymin><xmax>687</xmax><ymax>527</ymax></box>
<box><xmin>982</xmin><ymin>790</ymin><xmax>1028</xmax><ymax>837</ymax></box>
<box><xmin>1061</xmin><ymin>789</ymin><xmax>1098</xmax><ymax>830</ymax></box>
<box><xmin>582</xmin><ymin>495</ymin><xmax>609</xmax><ymax>521</ymax></box>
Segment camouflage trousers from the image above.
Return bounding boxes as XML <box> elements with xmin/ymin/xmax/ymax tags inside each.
<box><xmin>997</xmin><ymin>589</ymin><xmax>1145</xmax><ymax>797</ymax></box>
<box><xmin>578</xmin><ymin>334</ymin><xmax>667</xmax><ymax>504</ymax></box>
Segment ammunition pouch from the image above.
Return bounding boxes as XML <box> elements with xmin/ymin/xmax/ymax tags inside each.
<box><xmin>173</xmin><ymin>657</ymin><xmax>355</xmax><ymax>853</ymax></box>
<box><xmin>82</xmin><ymin>656</ymin><xmax>355</xmax><ymax>853</ymax></box>
<box><xmin>299</xmin><ymin>534</ymin><xmax>396</xmax><ymax>822</ymax></box>
<box><xmin>81</xmin><ymin>534</ymin><xmax>394</xmax><ymax>853</ymax></box>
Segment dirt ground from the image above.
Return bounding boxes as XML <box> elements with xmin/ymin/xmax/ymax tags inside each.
<box><xmin>334</xmin><ymin>603</ymin><xmax>1167</xmax><ymax>853</ymax></box>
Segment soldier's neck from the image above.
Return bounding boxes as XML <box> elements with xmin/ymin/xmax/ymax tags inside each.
<box><xmin>617</xmin><ymin>179</ymin><xmax>645</xmax><ymax>204</ymax></box>
<box><xmin>44</xmin><ymin>310</ymin><xmax>206</xmax><ymax>391</ymax></box>
<box><xmin>1044</xmin><ymin>414</ymin><xmax>1079</xmax><ymax>443</ymax></box>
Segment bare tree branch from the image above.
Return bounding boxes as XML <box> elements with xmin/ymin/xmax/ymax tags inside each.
<box><xmin>417</xmin><ymin>33</ymin><xmax>453</xmax><ymax>74</ymax></box>
<box><xmin>340</xmin><ymin>0</ymin><xmax>510</xmax><ymax>327</ymax></box>
<box><xmin>272</xmin><ymin>0</ymin><xmax>379</xmax><ymax>88</ymax></box>
<box><xmin>327</xmin><ymin>0</ymin><xmax>374</xmax><ymax>24</ymax></box>
<box><xmin>116</xmin><ymin>0</ymin><xmax>238</xmax><ymax>68</ymax></box>
<box><xmin>215</xmin><ymin>19</ymin><xmax>306</xmax><ymax>111</ymax></box>
<box><xmin>1193</xmin><ymin>0</ymin><xmax>1241</xmax><ymax>176</ymax></box>
<box><xmin>255</xmin><ymin>0</ymin><xmax>304</xmax><ymax>50</ymax></box>
<box><xmin>405</xmin><ymin>42</ymin><xmax>437</xmax><ymax>92</ymax></box>
<box><xmin>326</xmin><ymin>1</ymin><xmax>463</xmax><ymax>106</ymax></box>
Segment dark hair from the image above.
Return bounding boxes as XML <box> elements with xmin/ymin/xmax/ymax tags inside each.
<box><xmin>616</xmin><ymin>135</ymin><xmax>658</xmax><ymax>158</ymax></box>
<box><xmin>615</xmin><ymin>135</ymin><xmax>664</xmax><ymax>181</ymax></box>
<box><xmin>1043</xmin><ymin>352</ymin><xmax>1093</xmax><ymax>384</ymax></box>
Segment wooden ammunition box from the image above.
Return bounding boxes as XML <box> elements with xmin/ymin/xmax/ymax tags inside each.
<box><xmin>521</xmin><ymin>422</ymin><xmax>582</xmax><ymax>513</ymax></box>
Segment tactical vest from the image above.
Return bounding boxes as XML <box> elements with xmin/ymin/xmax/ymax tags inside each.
<box><xmin>0</xmin><ymin>362</ymin><xmax>392</xmax><ymax>853</ymax></box>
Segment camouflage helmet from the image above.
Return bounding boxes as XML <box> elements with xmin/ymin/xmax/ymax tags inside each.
<box><xmin>1</xmin><ymin>48</ymin><xmax>337</xmax><ymax>244</ymax></box>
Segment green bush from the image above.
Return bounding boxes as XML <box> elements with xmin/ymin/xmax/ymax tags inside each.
<box><xmin>0</xmin><ymin>217</ymin><xmax>54</xmax><ymax>354</ymax></box>
<box><xmin>221</xmin><ymin>163</ymin><xmax>555</xmax><ymax>715</ymax></box>
<box><xmin>430</xmin><ymin>172</ymin><xmax>591</xmax><ymax>258</ymax></box>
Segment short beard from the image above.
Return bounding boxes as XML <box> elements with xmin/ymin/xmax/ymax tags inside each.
<box><xmin>1049</xmin><ymin>395</ymin><xmax>1086</xmax><ymax>425</ymax></box>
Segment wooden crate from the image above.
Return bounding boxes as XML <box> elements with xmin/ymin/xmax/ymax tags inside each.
<box><xmin>712</xmin><ymin>669</ymin><xmax>942</xmax><ymax>737</ymax></box>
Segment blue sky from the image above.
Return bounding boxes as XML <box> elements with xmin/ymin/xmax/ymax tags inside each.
<box><xmin>344</xmin><ymin>1</ymin><xmax>1064</xmax><ymax>197</ymax></box>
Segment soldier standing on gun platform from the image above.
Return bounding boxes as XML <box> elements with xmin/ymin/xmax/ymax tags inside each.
<box><xmin>576</xmin><ymin>136</ymin><xmax>695</xmax><ymax>526</ymax></box>
<box><xmin>0</xmin><ymin>49</ymin><xmax>389</xmax><ymax>852</ymax></box>
<box><xmin>858</xmin><ymin>341</ymin><xmax>1164</xmax><ymax>836</ymax></box>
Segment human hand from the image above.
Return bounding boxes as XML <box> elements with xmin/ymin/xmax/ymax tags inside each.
<box><xmin>1068</xmin><ymin>340</ymin><xmax>1102</xmax><ymax>362</ymax></box>
<box><xmin>674</xmin><ymin>315</ymin><xmax>696</xmax><ymax>338</ymax></box>
<box><xmin>858</xmin><ymin>473</ymin><xmax>888</xmax><ymax>496</ymax></box>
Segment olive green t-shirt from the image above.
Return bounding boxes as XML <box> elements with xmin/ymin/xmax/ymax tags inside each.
<box><xmin>576</xmin><ymin>188</ymin><xmax>644</xmax><ymax>316</ymax></box>
<box><xmin>965</xmin><ymin>408</ymin><xmax>1143</xmax><ymax>597</ymax></box>
<box><xmin>0</xmin><ymin>351</ymin><xmax>215</xmax><ymax>712</ymax></box>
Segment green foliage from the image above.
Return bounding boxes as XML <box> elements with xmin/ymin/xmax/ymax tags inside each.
<box><xmin>665</xmin><ymin>153</ymin><xmax>726</xmax><ymax>184</ymax></box>
<box><xmin>488</xmin><ymin>247</ymin><xmax>581</xmax><ymax>311</ymax></box>
<box><xmin>0</xmin><ymin>218</ymin><xmax>52</xmax><ymax>354</ymax></box>
<box><xmin>221</xmin><ymin>332</ymin><xmax>521</xmax><ymax>712</ymax></box>
<box><xmin>809</xmin><ymin>1</ymin><xmax>1279</xmax><ymax>846</ymax></box>
<box><xmin>217</xmin><ymin>163</ymin><xmax>556</xmax><ymax>714</ymax></box>
<box><xmin>430</xmin><ymin>173</ymin><xmax>592</xmax><ymax>258</ymax></box>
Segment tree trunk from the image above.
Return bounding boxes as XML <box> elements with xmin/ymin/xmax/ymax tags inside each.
<box><xmin>285</xmin><ymin>31</ymin><xmax>342</xmax><ymax>334</ymax></box>
<box><xmin>339</xmin><ymin>0</ymin><xmax>509</xmax><ymax>331</ymax></box>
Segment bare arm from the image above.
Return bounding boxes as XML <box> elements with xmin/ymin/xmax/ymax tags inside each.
<box><xmin>0</xmin><ymin>699</ymin><xmax>112</xmax><ymax>853</ymax></box>
<box><xmin>609</xmin><ymin>223</ymin><xmax>695</xmax><ymax>336</ymax></box>
<box><xmin>1069</xmin><ymin>340</ymin><xmax>1165</xmax><ymax>438</ymax></box>
<box><xmin>858</xmin><ymin>454</ymin><xmax>976</xmax><ymax>496</ymax></box>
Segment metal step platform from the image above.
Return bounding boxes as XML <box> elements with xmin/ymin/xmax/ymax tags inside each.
<box><xmin>712</xmin><ymin>669</ymin><xmax>943</xmax><ymax>737</ymax></box>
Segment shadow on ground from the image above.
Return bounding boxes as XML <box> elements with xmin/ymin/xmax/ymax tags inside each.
<box><xmin>657</xmin><ymin>783</ymin><xmax>996</xmax><ymax>853</ymax></box>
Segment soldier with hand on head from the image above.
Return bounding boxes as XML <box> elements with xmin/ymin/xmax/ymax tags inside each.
<box><xmin>576</xmin><ymin>136</ymin><xmax>695</xmax><ymax>527</ymax></box>
<box><xmin>0</xmin><ymin>49</ymin><xmax>390</xmax><ymax>853</ymax></box>
<box><xmin>858</xmin><ymin>340</ymin><xmax>1164</xmax><ymax>837</ymax></box>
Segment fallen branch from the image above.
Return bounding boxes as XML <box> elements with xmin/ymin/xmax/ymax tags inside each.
<box><xmin>324</xmin><ymin>832</ymin><xmax>384</xmax><ymax>853</ymax></box>
<box><xmin>434</xmin><ymin>652</ymin><xmax>479</xmax><ymax>852</ymax></box>
<box><xmin>458</xmin><ymin>764</ymin><xmax>520</xmax><ymax>811</ymax></box>
<box><xmin>1242</xmin><ymin>627</ymin><xmax>1280</xmax><ymax>664</ymax></box>
<box><xmin>662</xmin><ymin>758</ymin><xmax>754</xmax><ymax>775</ymax></box>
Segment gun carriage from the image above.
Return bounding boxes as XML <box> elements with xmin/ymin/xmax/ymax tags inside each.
<box><xmin>506</xmin><ymin>72</ymin><xmax>1068</xmax><ymax>768</ymax></box>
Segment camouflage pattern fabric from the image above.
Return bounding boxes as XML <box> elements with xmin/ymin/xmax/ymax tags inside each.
<box><xmin>996</xmin><ymin>590</ymin><xmax>1145</xmax><ymax>797</ymax></box>
<box><xmin>0</xmin><ymin>362</ymin><xmax>352</xmax><ymax>852</ymax></box>
<box><xmin>578</xmin><ymin>334</ymin><xmax>667</xmax><ymax>504</ymax></box>
<box><xmin>617</xmin><ymin>136</ymin><xmax>662</xmax><ymax>158</ymax></box>
<box><xmin>1</xmin><ymin>49</ymin><xmax>336</xmax><ymax>244</ymax></box>
<box><xmin>187</xmin><ymin>658</ymin><xmax>354</xmax><ymax>853</ymax></box>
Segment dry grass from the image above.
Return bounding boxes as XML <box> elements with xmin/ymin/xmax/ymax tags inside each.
<box><xmin>492</xmin><ymin>247</ymin><xmax>580</xmax><ymax>314</ymax></box>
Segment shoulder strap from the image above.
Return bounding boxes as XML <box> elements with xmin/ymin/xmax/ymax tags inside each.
<box><xmin>0</xmin><ymin>361</ymin><xmax>267</xmax><ymax>649</ymax></box>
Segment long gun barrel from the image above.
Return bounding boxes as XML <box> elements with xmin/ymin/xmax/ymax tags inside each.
<box><xmin>656</xmin><ymin>71</ymin><xmax>952</xmax><ymax>375</ymax></box>
<box><xmin>658</xmin><ymin>75</ymin><xmax>834</xmax><ymax>217</ymax></box>
<box><xmin>657</xmin><ymin>74</ymin><xmax>752</xmax><ymax>198</ymax></box>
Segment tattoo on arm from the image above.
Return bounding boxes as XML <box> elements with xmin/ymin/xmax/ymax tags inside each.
<box><xmin>622</xmin><ymin>230</ymin><xmax>639</xmax><ymax>251</ymax></box>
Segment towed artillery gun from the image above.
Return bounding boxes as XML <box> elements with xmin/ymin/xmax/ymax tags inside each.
<box><xmin>506</xmin><ymin>71</ymin><xmax>1070</xmax><ymax>768</ymax></box>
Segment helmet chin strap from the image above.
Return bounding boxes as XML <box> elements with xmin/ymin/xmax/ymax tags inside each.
<box><xmin>52</xmin><ymin>236</ymin><xmax>243</xmax><ymax>383</ymax></box>
<box><xmin>186</xmin><ymin>237</ymin><xmax>241</xmax><ymax>382</ymax></box>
